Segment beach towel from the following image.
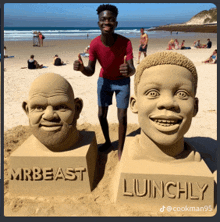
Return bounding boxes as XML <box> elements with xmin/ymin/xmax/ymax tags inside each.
<box><xmin>5</xmin><ymin>56</ymin><xmax>15</xmax><ymax>58</ymax></box>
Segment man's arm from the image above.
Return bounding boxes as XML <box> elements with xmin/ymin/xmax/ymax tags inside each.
<box><xmin>119</xmin><ymin>57</ymin><xmax>135</xmax><ymax>78</ymax></box>
<box><xmin>74</xmin><ymin>54</ymin><xmax>96</xmax><ymax>77</ymax></box>
<box><xmin>142</xmin><ymin>34</ymin><xmax>148</xmax><ymax>48</ymax></box>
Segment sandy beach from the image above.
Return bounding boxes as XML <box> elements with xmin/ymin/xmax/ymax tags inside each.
<box><xmin>4</xmin><ymin>32</ymin><xmax>217</xmax><ymax>216</ymax></box>
<box><xmin>149</xmin><ymin>24</ymin><xmax>217</xmax><ymax>33</ymax></box>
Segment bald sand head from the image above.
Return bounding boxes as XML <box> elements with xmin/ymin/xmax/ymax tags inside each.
<box><xmin>23</xmin><ymin>73</ymin><xmax>83</xmax><ymax>152</ymax></box>
<box><xmin>29</xmin><ymin>73</ymin><xmax>75</xmax><ymax>101</ymax></box>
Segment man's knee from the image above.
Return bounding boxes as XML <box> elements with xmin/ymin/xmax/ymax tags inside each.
<box><xmin>98</xmin><ymin>107</ymin><xmax>108</xmax><ymax>120</ymax></box>
<box><xmin>118</xmin><ymin>109</ymin><xmax>127</xmax><ymax>123</ymax></box>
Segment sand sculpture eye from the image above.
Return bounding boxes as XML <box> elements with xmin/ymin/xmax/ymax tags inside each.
<box><xmin>145</xmin><ymin>89</ymin><xmax>160</xmax><ymax>98</ymax></box>
<box><xmin>35</xmin><ymin>105</ymin><xmax>46</xmax><ymax>111</ymax></box>
<box><xmin>54</xmin><ymin>105</ymin><xmax>68</xmax><ymax>111</ymax></box>
<box><xmin>175</xmin><ymin>90</ymin><xmax>189</xmax><ymax>99</ymax></box>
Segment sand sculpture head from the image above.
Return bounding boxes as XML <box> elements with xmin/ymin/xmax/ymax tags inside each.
<box><xmin>130</xmin><ymin>51</ymin><xmax>199</xmax><ymax>158</ymax></box>
<box><xmin>22</xmin><ymin>73</ymin><xmax>83</xmax><ymax>152</ymax></box>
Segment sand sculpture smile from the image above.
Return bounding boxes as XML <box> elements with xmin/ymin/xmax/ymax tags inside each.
<box><xmin>113</xmin><ymin>52</ymin><xmax>215</xmax><ymax>215</ymax></box>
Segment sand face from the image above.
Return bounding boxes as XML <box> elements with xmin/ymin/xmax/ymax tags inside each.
<box><xmin>4</xmin><ymin>32</ymin><xmax>217</xmax><ymax>216</ymax></box>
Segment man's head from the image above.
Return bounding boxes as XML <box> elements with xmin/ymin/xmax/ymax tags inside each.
<box><xmin>131</xmin><ymin>51</ymin><xmax>198</xmax><ymax>147</ymax></box>
<box><xmin>207</xmin><ymin>38</ymin><xmax>210</xmax><ymax>41</ymax></box>
<box><xmin>22</xmin><ymin>73</ymin><xmax>83</xmax><ymax>152</ymax></box>
<box><xmin>97</xmin><ymin>4</ymin><xmax>118</xmax><ymax>17</ymax></box>
<box><xmin>140</xmin><ymin>28</ymin><xmax>144</xmax><ymax>34</ymax></box>
<box><xmin>97</xmin><ymin>4</ymin><xmax>118</xmax><ymax>35</ymax></box>
<box><xmin>30</xmin><ymin>55</ymin><xmax>34</xmax><ymax>59</ymax></box>
<box><xmin>54</xmin><ymin>54</ymin><xmax>58</xmax><ymax>57</ymax></box>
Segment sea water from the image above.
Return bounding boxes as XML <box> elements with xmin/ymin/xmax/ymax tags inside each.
<box><xmin>4</xmin><ymin>26</ymin><xmax>199</xmax><ymax>42</ymax></box>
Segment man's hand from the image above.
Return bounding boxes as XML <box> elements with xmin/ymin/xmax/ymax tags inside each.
<box><xmin>73</xmin><ymin>54</ymin><xmax>84</xmax><ymax>72</ymax></box>
<box><xmin>119</xmin><ymin>56</ymin><xmax>130</xmax><ymax>77</ymax></box>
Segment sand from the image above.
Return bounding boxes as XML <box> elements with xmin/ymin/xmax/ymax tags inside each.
<box><xmin>149</xmin><ymin>24</ymin><xmax>217</xmax><ymax>33</ymax></box>
<box><xmin>4</xmin><ymin>32</ymin><xmax>217</xmax><ymax>216</ymax></box>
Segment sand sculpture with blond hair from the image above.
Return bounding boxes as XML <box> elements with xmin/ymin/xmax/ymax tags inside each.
<box><xmin>113</xmin><ymin>52</ymin><xmax>215</xmax><ymax>215</ymax></box>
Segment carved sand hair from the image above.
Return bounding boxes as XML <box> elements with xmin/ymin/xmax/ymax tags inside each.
<box><xmin>134</xmin><ymin>51</ymin><xmax>198</xmax><ymax>95</ymax></box>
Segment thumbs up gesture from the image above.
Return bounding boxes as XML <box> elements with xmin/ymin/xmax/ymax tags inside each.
<box><xmin>119</xmin><ymin>55</ymin><xmax>130</xmax><ymax>77</ymax></box>
<box><xmin>73</xmin><ymin>54</ymin><xmax>84</xmax><ymax>72</ymax></box>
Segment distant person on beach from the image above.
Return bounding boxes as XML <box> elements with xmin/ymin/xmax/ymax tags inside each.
<box><xmin>206</xmin><ymin>39</ymin><xmax>212</xmax><ymax>48</ymax></box>
<box><xmin>174</xmin><ymin>39</ymin><xmax>180</xmax><ymax>49</ymax></box>
<box><xmin>38</xmin><ymin>32</ymin><xmax>44</xmax><ymax>47</ymax></box>
<box><xmin>202</xmin><ymin>38</ymin><xmax>212</xmax><ymax>48</ymax></box>
<box><xmin>202</xmin><ymin>49</ymin><xmax>217</xmax><ymax>64</ymax></box>
<box><xmin>74</xmin><ymin>4</ymin><xmax>135</xmax><ymax>160</ymax></box>
<box><xmin>53</xmin><ymin>55</ymin><xmax>64</xmax><ymax>66</ymax></box>
<box><xmin>28</xmin><ymin>55</ymin><xmax>43</xmax><ymax>69</ymax></box>
<box><xmin>180</xmin><ymin>40</ymin><xmax>191</xmax><ymax>50</ymax></box>
<box><xmin>137</xmin><ymin>28</ymin><xmax>148</xmax><ymax>64</ymax></box>
<box><xmin>166</xmin><ymin>39</ymin><xmax>175</xmax><ymax>50</ymax></box>
<box><xmin>4</xmin><ymin>46</ymin><xmax>8</xmax><ymax>58</ymax></box>
<box><xmin>80</xmin><ymin>45</ymin><xmax>90</xmax><ymax>57</ymax></box>
<box><xmin>193</xmin><ymin>40</ymin><xmax>202</xmax><ymax>48</ymax></box>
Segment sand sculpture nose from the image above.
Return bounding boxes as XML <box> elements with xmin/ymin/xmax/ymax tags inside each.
<box><xmin>43</xmin><ymin>106</ymin><xmax>56</xmax><ymax>120</ymax></box>
<box><xmin>157</xmin><ymin>94</ymin><xmax>179</xmax><ymax>110</ymax></box>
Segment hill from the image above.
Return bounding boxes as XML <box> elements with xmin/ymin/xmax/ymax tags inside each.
<box><xmin>185</xmin><ymin>7</ymin><xmax>217</xmax><ymax>25</ymax></box>
<box><xmin>148</xmin><ymin>7</ymin><xmax>217</xmax><ymax>33</ymax></box>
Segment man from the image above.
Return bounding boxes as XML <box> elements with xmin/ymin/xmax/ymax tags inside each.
<box><xmin>22</xmin><ymin>73</ymin><xmax>83</xmax><ymax>152</ymax></box>
<box><xmin>74</xmin><ymin>4</ymin><xmax>135</xmax><ymax>160</ymax></box>
<box><xmin>137</xmin><ymin>28</ymin><xmax>148</xmax><ymax>64</ymax></box>
<box><xmin>53</xmin><ymin>54</ymin><xmax>64</xmax><ymax>66</ymax></box>
<box><xmin>27</xmin><ymin>55</ymin><xmax>43</xmax><ymax>69</ymax></box>
<box><xmin>206</xmin><ymin>38</ymin><xmax>212</xmax><ymax>48</ymax></box>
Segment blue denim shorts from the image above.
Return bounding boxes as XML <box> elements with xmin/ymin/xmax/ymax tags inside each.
<box><xmin>97</xmin><ymin>77</ymin><xmax>130</xmax><ymax>109</ymax></box>
<box><xmin>139</xmin><ymin>44</ymin><xmax>148</xmax><ymax>52</ymax></box>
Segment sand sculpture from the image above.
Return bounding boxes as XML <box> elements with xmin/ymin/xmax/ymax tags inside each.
<box><xmin>9</xmin><ymin>73</ymin><xmax>97</xmax><ymax>196</ymax></box>
<box><xmin>113</xmin><ymin>52</ymin><xmax>215</xmax><ymax>215</ymax></box>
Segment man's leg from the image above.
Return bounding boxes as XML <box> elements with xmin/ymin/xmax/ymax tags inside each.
<box><xmin>117</xmin><ymin>108</ymin><xmax>127</xmax><ymax>160</ymax></box>
<box><xmin>98</xmin><ymin>106</ymin><xmax>112</xmax><ymax>151</ymax></box>
<box><xmin>137</xmin><ymin>51</ymin><xmax>141</xmax><ymax>64</ymax></box>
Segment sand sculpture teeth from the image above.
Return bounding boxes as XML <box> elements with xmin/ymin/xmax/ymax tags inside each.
<box><xmin>153</xmin><ymin>119</ymin><xmax>180</xmax><ymax>127</ymax></box>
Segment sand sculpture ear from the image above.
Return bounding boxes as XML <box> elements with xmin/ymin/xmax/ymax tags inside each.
<box><xmin>130</xmin><ymin>95</ymin><xmax>138</xmax><ymax>114</ymax></box>
<box><xmin>22</xmin><ymin>101</ymin><xmax>29</xmax><ymax>116</ymax></box>
<box><xmin>193</xmin><ymin>97</ymin><xmax>199</xmax><ymax>117</ymax></box>
<box><xmin>74</xmin><ymin>98</ymin><xmax>83</xmax><ymax>120</ymax></box>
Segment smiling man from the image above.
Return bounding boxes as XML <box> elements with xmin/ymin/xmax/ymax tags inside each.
<box><xmin>129</xmin><ymin>51</ymin><xmax>200</xmax><ymax>162</ymax></box>
<box><xmin>22</xmin><ymin>73</ymin><xmax>83</xmax><ymax>152</ymax></box>
<box><xmin>74</xmin><ymin>4</ymin><xmax>135</xmax><ymax>160</ymax></box>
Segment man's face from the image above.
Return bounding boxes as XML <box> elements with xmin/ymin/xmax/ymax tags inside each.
<box><xmin>140</xmin><ymin>29</ymin><xmax>144</xmax><ymax>34</ymax></box>
<box><xmin>131</xmin><ymin>65</ymin><xmax>198</xmax><ymax>146</ymax></box>
<box><xmin>98</xmin><ymin>10</ymin><xmax>118</xmax><ymax>35</ymax></box>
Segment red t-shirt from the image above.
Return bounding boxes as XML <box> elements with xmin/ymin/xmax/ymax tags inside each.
<box><xmin>89</xmin><ymin>34</ymin><xmax>133</xmax><ymax>80</ymax></box>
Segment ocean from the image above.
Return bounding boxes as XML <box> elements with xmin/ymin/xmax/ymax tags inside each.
<box><xmin>4</xmin><ymin>27</ymin><xmax>153</xmax><ymax>41</ymax></box>
<box><xmin>4</xmin><ymin>26</ymin><xmax>202</xmax><ymax>42</ymax></box>
<box><xmin>4</xmin><ymin>26</ymin><xmax>174</xmax><ymax>42</ymax></box>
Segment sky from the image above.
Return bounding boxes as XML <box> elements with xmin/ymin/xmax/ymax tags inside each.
<box><xmin>4</xmin><ymin>3</ymin><xmax>217</xmax><ymax>27</ymax></box>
